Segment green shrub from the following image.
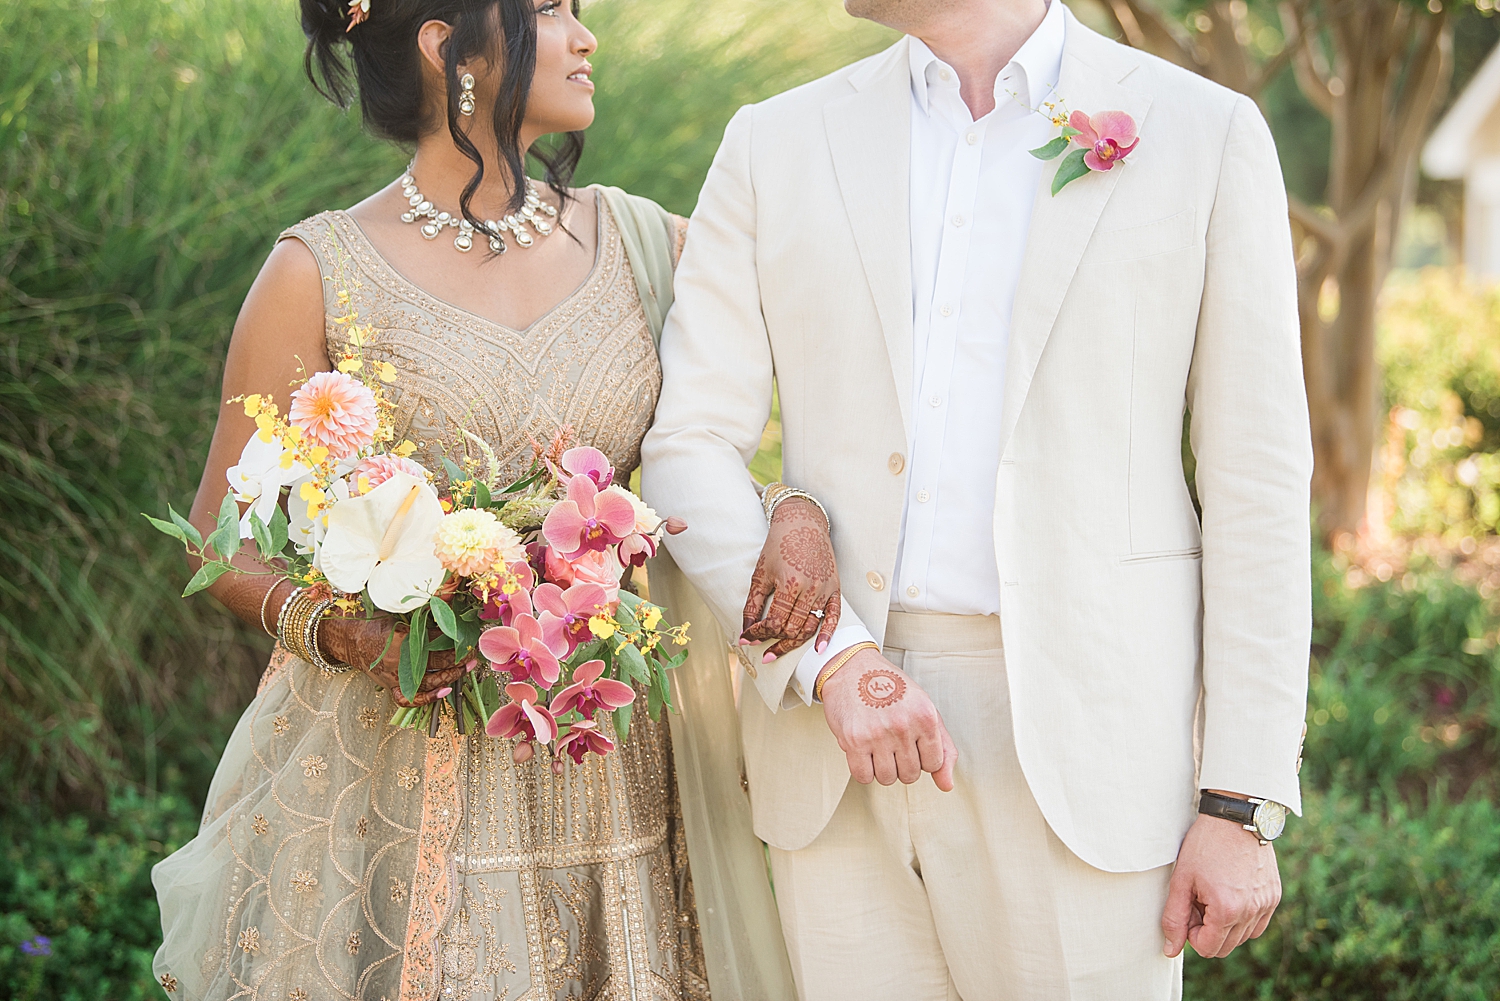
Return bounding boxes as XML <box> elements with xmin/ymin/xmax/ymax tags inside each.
<box><xmin>0</xmin><ymin>792</ymin><xmax>200</xmax><ymax>1001</ymax></box>
<box><xmin>1184</xmin><ymin>788</ymin><xmax>1500</xmax><ymax>1001</ymax></box>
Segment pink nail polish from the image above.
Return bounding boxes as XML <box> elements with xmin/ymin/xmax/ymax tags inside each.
<box><xmin>434</xmin><ymin>687</ymin><xmax>453</xmax><ymax>699</ymax></box>
<box><xmin>738</xmin><ymin>638</ymin><xmax>751</xmax><ymax>646</ymax></box>
<box><xmin>762</xmin><ymin>651</ymin><xmax>777</xmax><ymax>664</ymax></box>
<box><xmin>816</xmin><ymin>640</ymin><xmax>829</xmax><ymax>653</ymax></box>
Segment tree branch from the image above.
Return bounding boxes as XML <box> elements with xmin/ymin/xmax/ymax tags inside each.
<box><xmin>1102</xmin><ymin>0</ymin><xmax>1201</xmax><ymax>69</ymax></box>
<box><xmin>1281</xmin><ymin>0</ymin><xmax>1336</xmax><ymax>117</ymax></box>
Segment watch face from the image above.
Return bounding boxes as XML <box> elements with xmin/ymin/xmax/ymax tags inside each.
<box><xmin>1254</xmin><ymin>800</ymin><xmax>1288</xmax><ymax>841</ymax></box>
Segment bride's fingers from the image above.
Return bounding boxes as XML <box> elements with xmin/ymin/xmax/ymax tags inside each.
<box><xmin>814</xmin><ymin>594</ymin><xmax>840</xmax><ymax>653</ymax></box>
<box><xmin>741</xmin><ymin>555</ymin><xmax>775</xmax><ymax>637</ymax></box>
<box><xmin>740</xmin><ymin>581</ymin><xmax>802</xmax><ymax>647</ymax></box>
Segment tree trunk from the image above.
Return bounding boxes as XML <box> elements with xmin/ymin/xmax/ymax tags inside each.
<box><xmin>1096</xmin><ymin>0</ymin><xmax>1452</xmax><ymax>541</ymax></box>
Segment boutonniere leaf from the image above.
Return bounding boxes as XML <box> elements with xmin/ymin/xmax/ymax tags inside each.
<box><xmin>1028</xmin><ymin>126</ymin><xmax>1081</xmax><ymax>161</ymax></box>
<box><xmin>1050</xmin><ymin>148</ymin><xmax>1092</xmax><ymax>195</ymax></box>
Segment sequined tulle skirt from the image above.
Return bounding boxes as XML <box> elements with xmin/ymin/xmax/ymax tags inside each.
<box><xmin>153</xmin><ymin>647</ymin><xmax>710</xmax><ymax>1001</ymax></box>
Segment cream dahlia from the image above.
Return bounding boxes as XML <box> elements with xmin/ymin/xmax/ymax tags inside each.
<box><xmin>434</xmin><ymin>509</ymin><xmax>525</xmax><ymax>577</ymax></box>
<box><xmin>288</xmin><ymin>370</ymin><xmax>378</xmax><ymax>459</ymax></box>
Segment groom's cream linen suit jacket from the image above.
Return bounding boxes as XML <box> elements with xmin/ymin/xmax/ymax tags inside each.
<box><xmin>641</xmin><ymin>10</ymin><xmax>1312</xmax><ymax>873</ymax></box>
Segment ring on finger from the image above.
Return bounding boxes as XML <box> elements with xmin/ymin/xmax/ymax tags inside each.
<box><xmin>809</xmin><ymin>609</ymin><xmax>825</xmax><ymax>619</ymax></box>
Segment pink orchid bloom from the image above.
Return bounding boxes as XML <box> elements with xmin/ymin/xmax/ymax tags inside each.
<box><xmin>478</xmin><ymin>561</ymin><xmax>537</xmax><ymax>624</ymax></box>
<box><xmin>478</xmin><ymin>611</ymin><xmax>568</xmax><ymax>688</ymax></box>
<box><xmin>533</xmin><ymin>582</ymin><xmax>610</xmax><ymax>653</ymax></box>
<box><xmin>485</xmin><ymin>682</ymin><xmax>558</xmax><ymax>745</ymax></box>
<box><xmin>1069</xmin><ymin>110</ymin><xmax>1139</xmax><ymax>172</ymax></box>
<box><xmin>550</xmin><ymin>659</ymin><xmax>636</xmax><ymax>720</ymax></box>
<box><xmin>557</xmin><ymin>446</ymin><xmax>614</xmax><ymax>490</ymax></box>
<box><xmin>556</xmin><ymin>717</ymin><xmax>617</xmax><ymax>764</ymax></box>
<box><xmin>568</xmin><ymin>549</ymin><xmax>623</xmax><ymax>604</ymax></box>
<box><xmin>616</xmin><ymin>532</ymin><xmax>657</xmax><ymax>569</ymax></box>
<box><xmin>542</xmin><ymin>475</ymin><xmax>636</xmax><ymax>560</ymax></box>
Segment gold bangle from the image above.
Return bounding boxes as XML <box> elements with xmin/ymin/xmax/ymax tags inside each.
<box><xmin>259</xmin><ymin>581</ymin><xmax>284</xmax><ymax>638</ymax></box>
<box><xmin>278</xmin><ymin>589</ymin><xmax>320</xmax><ymax>664</ymax></box>
<box><xmin>813</xmin><ymin>641</ymin><xmax>880</xmax><ymax>702</ymax></box>
<box><xmin>763</xmin><ymin>484</ymin><xmax>831</xmax><ymax>532</ymax></box>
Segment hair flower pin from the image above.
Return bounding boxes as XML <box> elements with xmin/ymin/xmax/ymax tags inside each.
<box><xmin>1028</xmin><ymin>103</ymin><xmax>1140</xmax><ymax>196</ymax></box>
<box><xmin>346</xmin><ymin>0</ymin><xmax>371</xmax><ymax>32</ymax></box>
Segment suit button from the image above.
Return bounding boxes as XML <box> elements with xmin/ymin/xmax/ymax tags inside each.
<box><xmin>867</xmin><ymin>571</ymin><xmax>885</xmax><ymax>591</ymax></box>
<box><xmin>732</xmin><ymin>643</ymin><xmax>758</xmax><ymax>679</ymax></box>
<box><xmin>888</xmin><ymin>452</ymin><xmax>905</xmax><ymax>475</ymax></box>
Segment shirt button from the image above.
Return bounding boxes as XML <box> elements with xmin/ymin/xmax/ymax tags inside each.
<box><xmin>952</xmin><ymin>215</ymin><xmax>965</xmax><ymax>227</ymax></box>
<box><xmin>940</xmin><ymin>304</ymin><xmax>952</xmax><ymax>317</ymax></box>
<box><xmin>939</xmin><ymin>69</ymin><xmax>952</xmax><ymax>82</ymax></box>
<box><xmin>906</xmin><ymin>584</ymin><xmax>920</xmax><ymax>598</ymax></box>
<box><xmin>966</xmin><ymin>132</ymin><xmax>978</xmax><ymax>145</ymax></box>
<box><xmin>867</xmin><ymin>571</ymin><xmax>886</xmax><ymax>591</ymax></box>
<box><xmin>929</xmin><ymin>395</ymin><xmax>942</xmax><ymax>407</ymax></box>
<box><xmin>917</xmin><ymin>489</ymin><xmax>930</xmax><ymax>503</ymax></box>
<box><xmin>888</xmin><ymin>452</ymin><xmax>905</xmax><ymax>475</ymax></box>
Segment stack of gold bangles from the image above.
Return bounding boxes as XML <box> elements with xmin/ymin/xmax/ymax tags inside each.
<box><xmin>275</xmin><ymin>585</ymin><xmax>353</xmax><ymax>674</ymax></box>
<box><xmin>761</xmin><ymin>481</ymin><xmax>831</xmax><ymax>531</ymax></box>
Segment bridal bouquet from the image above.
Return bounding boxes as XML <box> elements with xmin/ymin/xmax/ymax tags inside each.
<box><xmin>147</xmin><ymin>249</ymin><xmax>687</xmax><ymax>763</ymax></box>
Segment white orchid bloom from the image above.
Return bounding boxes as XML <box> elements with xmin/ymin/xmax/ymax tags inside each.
<box><xmin>226</xmin><ymin>433</ymin><xmax>308</xmax><ymax>539</ymax></box>
<box><xmin>318</xmin><ymin>472</ymin><xmax>446</xmax><ymax>612</ymax></box>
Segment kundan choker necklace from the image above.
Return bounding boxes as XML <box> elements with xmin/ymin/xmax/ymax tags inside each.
<box><xmin>398</xmin><ymin>164</ymin><xmax>558</xmax><ymax>254</ymax></box>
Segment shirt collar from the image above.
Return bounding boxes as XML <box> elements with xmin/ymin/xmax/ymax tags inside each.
<box><xmin>907</xmin><ymin>0</ymin><xmax>1066</xmax><ymax>119</ymax></box>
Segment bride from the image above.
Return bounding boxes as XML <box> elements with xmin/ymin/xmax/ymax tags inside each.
<box><xmin>151</xmin><ymin>1</ymin><xmax>832</xmax><ymax>997</ymax></box>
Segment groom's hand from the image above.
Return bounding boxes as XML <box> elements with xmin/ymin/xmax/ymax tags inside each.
<box><xmin>1161</xmin><ymin>811</ymin><xmax>1282</xmax><ymax>959</ymax></box>
<box><xmin>819</xmin><ymin>648</ymin><xmax>958</xmax><ymax>791</ymax></box>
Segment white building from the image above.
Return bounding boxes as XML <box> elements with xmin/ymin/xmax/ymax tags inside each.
<box><xmin>1424</xmin><ymin>42</ymin><xmax>1500</xmax><ymax>279</ymax></box>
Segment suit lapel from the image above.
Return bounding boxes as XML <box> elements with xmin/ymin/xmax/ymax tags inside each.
<box><xmin>824</xmin><ymin>41</ymin><xmax>916</xmax><ymax>438</ymax></box>
<box><xmin>999</xmin><ymin>15</ymin><xmax>1153</xmax><ymax>457</ymax></box>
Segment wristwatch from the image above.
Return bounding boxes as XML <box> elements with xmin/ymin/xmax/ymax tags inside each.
<box><xmin>1197</xmin><ymin>791</ymin><xmax>1288</xmax><ymax>844</ymax></box>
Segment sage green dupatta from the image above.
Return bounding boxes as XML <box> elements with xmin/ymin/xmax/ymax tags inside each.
<box><xmin>600</xmin><ymin>186</ymin><xmax>797</xmax><ymax>1001</ymax></box>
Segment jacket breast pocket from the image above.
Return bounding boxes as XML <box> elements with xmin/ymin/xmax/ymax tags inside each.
<box><xmin>1083</xmin><ymin>209</ymin><xmax>1196</xmax><ymax>267</ymax></box>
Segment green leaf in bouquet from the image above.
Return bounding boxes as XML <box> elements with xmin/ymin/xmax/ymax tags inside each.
<box><xmin>500</xmin><ymin>466</ymin><xmax>545</xmax><ymax>495</ymax></box>
<box><xmin>206</xmin><ymin>491</ymin><xmax>241</xmax><ymax>560</ymax></box>
<box><xmin>614</xmin><ymin>602</ymin><xmax>642</xmax><ymax>634</ymax></box>
<box><xmin>398</xmin><ymin>633</ymin><xmax>420</xmax><ymax>703</ymax></box>
<box><xmin>653</xmin><ymin>654</ymin><xmax>678</xmax><ymax>713</ymax></box>
<box><xmin>168</xmin><ymin>504</ymin><xmax>204</xmax><ymax>549</ymax></box>
<box><xmin>573</xmin><ymin>639</ymin><xmax>606</xmax><ymax>662</ymax></box>
<box><xmin>473</xmin><ymin>481</ymin><xmax>492</xmax><ymax>509</ymax></box>
<box><xmin>427</xmin><ymin>635</ymin><xmax>456</xmax><ymax>652</ymax></box>
<box><xmin>613</xmin><ymin>700</ymin><xmax>634</xmax><ymax>745</ymax></box>
<box><xmin>647</xmin><ymin>679</ymin><xmax>663</xmax><ymax>720</ymax></box>
<box><xmin>249</xmin><ymin>509</ymin><xmax>275</xmax><ymax>560</ymax></box>
<box><xmin>143</xmin><ymin>513</ymin><xmax>189</xmax><ymax>546</ymax></box>
<box><xmin>182</xmin><ymin>561</ymin><xmax>232</xmax><ymax>597</ymax></box>
<box><xmin>442</xmin><ymin>456</ymin><xmax>469</xmax><ymax>488</ymax></box>
<box><xmin>429</xmin><ymin>595</ymin><xmax>460</xmax><ymax>640</ymax></box>
<box><xmin>269</xmin><ymin>504</ymin><xmax>290</xmax><ymax>557</ymax></box>
<box><xmin>617</xmin><ymin>642</ymin><xmax>649</xmax><ymax>684</ymax></box>
<box><xmin>617</xmin><ymin>590</ymin><xmax>644</xmax><ymax>611</ymax></box>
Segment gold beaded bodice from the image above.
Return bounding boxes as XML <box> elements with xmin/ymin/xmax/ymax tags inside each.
<box><xmin>283</xmin><ymin>189</ymin><xmax>664</xmax><ymax>483</ymax></box>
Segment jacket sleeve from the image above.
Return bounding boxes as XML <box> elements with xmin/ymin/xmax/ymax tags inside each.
<box><xmin>1186</xmin><ymin>95</ymin><xmax>1313</xmax><ymax>814</ymax></box>
<box><xmin>639</xmin><ymin>106</ymin><xmax>818</xmax><ymax>711</ymax></box>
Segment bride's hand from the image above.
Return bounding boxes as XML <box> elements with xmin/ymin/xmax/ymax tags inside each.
<box><xmin>321</xmin><ymin>614</ymin><xmax>466</xmax><ymax>708</ymax></box>
<box><xmin>740</xmin><ymin>497</ymin><xmax>841</xmax><ymax>659</ymax></box>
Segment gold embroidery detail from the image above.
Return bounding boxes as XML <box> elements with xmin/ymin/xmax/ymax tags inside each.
<box><xmin>359</xmin><ymin>705</ymin><xmax>380</xmax><ymax>729</ymax></box>
<box><xmin>288</xmin><ymin>989</ymin><xmax>309</xmax><ymax>1001</ymax></box>
<box><xmin>396</xmin><ymin>766</ymin><xmax>420</xmax><ymax>790</ymax></box>
<box><xmin>250</xmin><ymin>813</ymin><xmax>268</xmax><ymax>836</ymax></box>
<box><xmin>290</xmin><ymin>870</ymin><xmax>319</xmax><ymax>893</ymax></box>
<box><xmin>356</xmin><ymin>815</ymin><xmax>368</xmax><ymax>838</ymax></box>
<box><xmin>237</xmin><ymin>926</ymin><xmax>261</xmax><ymax>953</ymax></box>
<box><xmin>299</xmin><ymin>754</ymin><xmax>327</xmax><ymax>778</ymax></box>
<box><xmin>346</xmin><ymin>930</ymin><xmax>361</xmax><ymax>955</ymax></box>
<box><xmin>158</xmin><ymin>973</ymin><xmax>178</xmax><ymax>992</ymax></box>
<box><xmin>273</xmin><ymin>714</ymin><xmax>290</xmax><ymax>735</ymax></box>
<box><xmin>390</xmin><ymin>876</ymin><xmax>407</xmax><ymax>903</ymax></box>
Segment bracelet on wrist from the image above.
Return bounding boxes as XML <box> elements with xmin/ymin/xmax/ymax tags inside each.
<box><xmin>762</xmin><ymin>482</ymin><xmax>831</xmax><ymax>532</ymax></box>
<box><xmin>813</xmin><ymin>641</ymin><xmax>880</xmax><ymax>702</ymax></box>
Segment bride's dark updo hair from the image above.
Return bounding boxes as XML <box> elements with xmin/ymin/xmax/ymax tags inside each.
<box><xmin>299</xmin><ymin>0</ymin><xmax>583</xmax><ymax>235</ymax></box>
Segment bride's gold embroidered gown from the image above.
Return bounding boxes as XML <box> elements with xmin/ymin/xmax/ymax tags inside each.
<box><xmin>153</xmin><ymin>191</ymin><xmax>710</xmax><ymax>1001</ymax></box>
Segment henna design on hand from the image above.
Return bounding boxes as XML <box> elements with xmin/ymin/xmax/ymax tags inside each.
<box><xmin>780</xmin><ymin>526</ymin><xmax>835</xmax><ymax>579</ymax></box>
<box><xmin>857</xmin><ymin>668</ymin><xmax>907</xmax><ymax>709</ymax></box>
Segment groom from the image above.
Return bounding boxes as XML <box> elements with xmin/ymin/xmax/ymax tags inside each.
<box><xmin>642</xmin><ymin>0</ymin><xmax>1311</xmax><ymax>996</ymax></box>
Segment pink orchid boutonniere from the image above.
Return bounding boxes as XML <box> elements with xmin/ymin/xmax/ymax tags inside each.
<box><xmin>1029</xmin><ymin>109</ymin><xmax>1140</xmax><ymax>196</ymax></box>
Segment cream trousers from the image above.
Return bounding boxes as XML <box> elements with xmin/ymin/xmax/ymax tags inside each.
<box><xmin>767</xmin><ymin>612</ymin><xmax>1183</xmax><ymax>1001</ymax></box>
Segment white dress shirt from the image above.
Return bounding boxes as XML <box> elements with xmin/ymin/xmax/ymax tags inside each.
<box><xmin>789</xmin><ymin>1</ymin><xmax>1066</xmax><ymax>704</ymax></box>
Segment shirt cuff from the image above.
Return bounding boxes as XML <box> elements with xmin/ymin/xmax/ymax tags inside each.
<box><xmin>787</xmin><ymin>602</ymin><xmax>878</xmax><ymax>706</ymax></box>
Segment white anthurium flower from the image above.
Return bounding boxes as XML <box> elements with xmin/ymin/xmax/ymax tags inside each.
<box><xmin>318</xmin><ymin>471</ymin><xmax>446</xmax><ymax>612</ymax></box>
<box><xmin>226</xmin><ymin>433</ymin><xmax>308</xmax><ymax>539</ymax></box>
